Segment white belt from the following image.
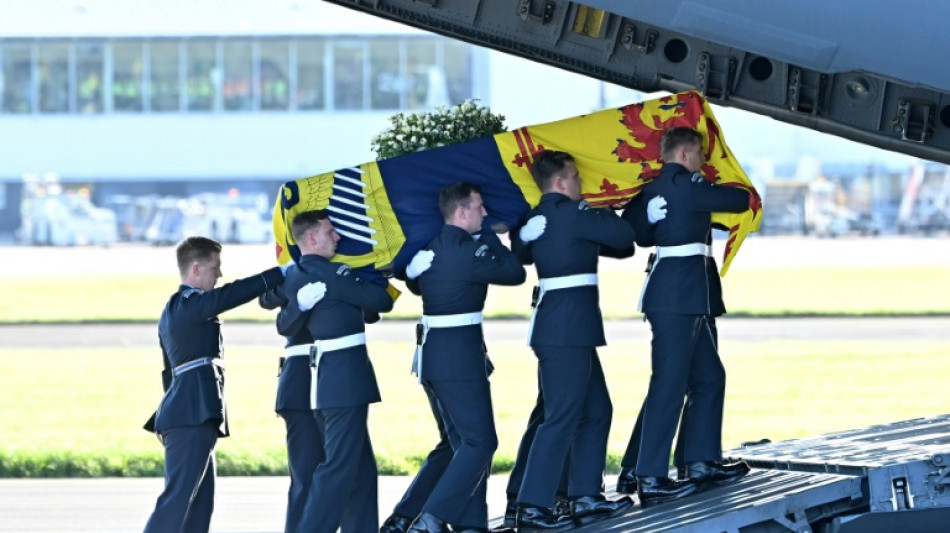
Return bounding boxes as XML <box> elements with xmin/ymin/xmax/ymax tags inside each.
<box><xmin>412</xmin><ymin>312</ymin><xmax>484</xmax><ymax>382</ymax></box>
<box><xmin>656</xmin><ymin>243</ymin><xmax>712</xmax><ymax>259</ymax></box>
<box><xmin>172</xmin><ymin>357</ymin><xmax>224</xmax><ymax>377</ymax></box>
<box><xmin>528</xmin><ymin>273</ymin><xmax>598</xmax><ymax>345</ymax></box>
<box><xmin>638</xmin><ymin>242</ymin><xmax>713</xmax><ymax>311</ymax></box>
<box><xmin>285</xmin><ymin>344</ymin><xmax>310</xmax><ymax>357</ymax></box>
<box><xmin>310</xmin><ymin>332</ymin><xmax>367</xmax><ymax>409</ymax></box>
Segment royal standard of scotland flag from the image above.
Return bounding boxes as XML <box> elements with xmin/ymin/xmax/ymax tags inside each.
<box><xmin>272</xmin><ymin>91</ymin><xmax>762</xmax><ymax>277</ymax></box>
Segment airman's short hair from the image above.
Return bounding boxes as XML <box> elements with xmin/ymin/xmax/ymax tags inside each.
<box><xmin>531</xmin><ymin>150</ymin><xmax>575</xmax><ymax>192</ymax></box>
<box><xmin>660</xmin><ymin>127</ymin><xmax>703</xmax><ymax>162</ymax></box>
<box><xmin>439</xmin><ymin>182</ymin><xmax>482</xmax><ymax>222</ymax></box>
<box><xmin>290</xmin><ymin>209</ymin><xmax>330</xmax><ymax>244</ymax></box>
<box><xmin>176</xmin><ymin>236</ymin><xmax>221</xmax><ymax>276</ymax></box>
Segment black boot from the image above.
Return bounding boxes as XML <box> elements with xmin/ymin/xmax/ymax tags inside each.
<box><xmin>380</xmin><ymin>514</ymin><xmax>413</xmax><ymax>533</ymax></box>
<box><xmin>516</xmin><ymin>504</ymin><xmax>573</xmax><ymax>532</ymax></box>
<box><xmin>636</xmin><ymin>476</ymin><xmax>698</xmax><ymax>506</ymax></box>
<box><xmin>503</xmin><ymin>498</ymin><xmax>517</xmax><ymax>527</ymax></box>
<box><xmin>406</xmin><ymin>512</ymin><xmax>450</xmax><ymax>533</ymax></box>
<box><xmin>570</xmin><ymin>494</ymin><xmax>634</xmax><ymax>525</ymax></box>
<box><xmin>685</xmin><ymin>460</ymin><xmax>751</xmax><ymax>488</ymax></box>
<box><xmin>553</xmin><ymin>494</ymin><xmax>571</xmax><ymax>518</ymax></box>
<box><xmin>615</xmin><ymin>467</ymin><xmax>638</xmax><ymax>494</ymax></box>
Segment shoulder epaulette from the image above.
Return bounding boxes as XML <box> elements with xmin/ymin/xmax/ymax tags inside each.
<box><xmin>182</xmin><ymin>287</ymin><xmax>203</xmax><ymax>298</ymax></box>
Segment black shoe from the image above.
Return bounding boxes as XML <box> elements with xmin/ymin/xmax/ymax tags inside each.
<box><xmin>615</xmin><ymin>467</ymin><xmax>638</xmax><ymax>494</ymax></box>
<box><xmin>502</xmin><ymin>498</ymin><xmax>518</xmax><ymax>528</ymax></box>
<box><xmin>676</xmin><ymin>465</ymin><xmax>686</xmax><ymax>480</ymax></box>
<box><xmin>570</xmin><ymin>494</ymin><xmax>634</xmax><ymax>525</ymax></box>
<box><xmin>553</xmin><ymin>494</ymin><xmax>571</xmax><ymax>518</ymax></box>
<box><xmin>407</xmin><ymin>512</ymin><xmax>450</xmax><ymax>533</ymax></box>
<box><xmin>380</xmin><ymin>514</ymin><xmax>413</xmax><ymax>533</ymax></box>
<box><xmin>516</xmin><ymin>504</ymin><xmax>573</xmax><ymax>532</ymax></box>
<box><xmin>636</xmin><ymin>476</ymin><xmax>698</xmax><ymax>506</ymax></box>
<box><xmin>685</xmin><ymin>460</ymin><xmax>751</xmax><ymax>487</ymax></box>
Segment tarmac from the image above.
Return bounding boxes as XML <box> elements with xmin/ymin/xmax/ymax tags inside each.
<box><xmin>0</xmin><ymin>475</ymin><xmax>511</xmax><ymax>532</ymax></box>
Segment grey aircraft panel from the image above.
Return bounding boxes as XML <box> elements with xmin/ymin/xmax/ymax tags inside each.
<box><xmin>323</xmin><ymin>0</ymin><xmax>950</xmax><ymax>165</ymax></box>
<box><xmin>581</xmin><ymin>0</ymin><xmax>950</xmax><ymax>94</ymax></box>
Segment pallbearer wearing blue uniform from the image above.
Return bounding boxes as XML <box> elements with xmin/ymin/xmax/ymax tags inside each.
<box><xmin>259</xmin><ymin>267</ymin><xmax>323</xmax><ymax>533</ymax></box>
<box><xmin>404</xmin><ymin>182</ymin><xmax>526</xmax><ymax>533</ymax></box>
<box><xmin>511</xmin><ymin>150</ymin><xmax>634</xmax><ymax>531</ymax></box>
<box><xmin>621</xmin><ymin>126</ymin><xmax>752</xmax><ymax>506</ymax></box>
<box><xmin>144</xmin><ymin>236</ymin><xmax>286</xmax><ymax>533</ymax></box>
<box><xmin>380</xmin><ymin>246</ymin><xmax>454</xmax><ymax>533</ymax></box>
<box><xmin>278</xmin><ymin>209</ymin><xmax>394</xmax><ymax>533</ymax></box>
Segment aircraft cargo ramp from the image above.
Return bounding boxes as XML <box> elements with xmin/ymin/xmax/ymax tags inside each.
<box><xmin>490</xmin><ymin>415</ymin><xmax>950</xmax><ymax>532</ymax></box>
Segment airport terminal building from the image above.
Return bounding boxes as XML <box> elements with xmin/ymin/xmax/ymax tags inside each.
<box><xmin>0</xmin><ymin>0</ymin><xmax>629</xmax><ymax>239</ymax></box>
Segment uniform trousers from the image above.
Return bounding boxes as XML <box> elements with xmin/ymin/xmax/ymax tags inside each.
<box><xmin>506</xmin><ymin>373</ymin><xmax>569</xmax><ymax>499</ymax></box>
<box><xmin>299</xmin><ymin>405</ymin><xmax>377</xmax><ymax>533</ymax></box>
<box><xmin>636</xmin><ymin>314</ymin><xmax>725</xmax><ymax>477</ymax></box>
<box><xmin>280</xmin><ymin>409</ymin><xmax>325</xmax><ymax>533</ymax></box>
<box><xmin>392</xmin><ymin>383</ymin><xmax>452</xmax><ymax>519</ymax></box>
<box><xmin>144</xmin><ymin>420</ymin><xmax>218</xmax><ymax>533</ymax></box>
<box><xmin>518</xmin><ymin>346</ymin><xmax>612</xmax><ymax>507</ymax></box>
<box><xmin>620</xmin><ymin>401</ymin><xmax>686</xmax><ymax>472</ymax></box>
<box><xmin>423</xmin><ymin>378</ymin><xmax>497</xmax><ymax>527</ymax></box>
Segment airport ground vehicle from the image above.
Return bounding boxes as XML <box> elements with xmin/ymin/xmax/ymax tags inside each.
<box><xmin>26</xmin><ymin>194</ymin><xmax>117</xmax><ymax>246</ymax></box>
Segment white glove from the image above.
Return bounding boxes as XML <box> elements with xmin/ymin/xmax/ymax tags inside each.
<box><xmin>406</xmin><ymin>249</ymin><xmax>435</xmax><ymax>280</ymax></box>
<box><xmin>279</xmin><ymin>262</ymin><xmax>293</xmax><ymax>275</ymax></box>
<box><xmin>647</xmin><ymin>196</ymin><xmax>668</xmax><ymax>224</ymax></box>
<box><xmin>519</xmin><ymin>215</ymin><xmax>546</xmax><ymax>242</ymax></box>
<box><xmin>296</xmin><ymin>281</ymin><xmax>327</xmax><ymax>311</ymax></box>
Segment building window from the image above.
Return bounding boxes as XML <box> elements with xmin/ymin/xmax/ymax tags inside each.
<box><xmin>333</xmin><ymin>42</ymin><xmax>364</xmax><ymax>110</ymax></box>
<box><xmin>112</xmin><ymin>41</ymin><xmax>144</xmax><ymax>112</ymax></box>
<box><xmin>38</xmin><ymin>42</ymin><xmax>69</xmax><ymax>113</ymax></box>
<box><xmin>150</xmin><ymin>40</ymin><xmax>180</xmax><ymax>112</ymax></box>
<box><xmin>77</xmin><ymin>42</ymin><xmax>104</xmax><ymax>114</ymax></box>
<box><xmin>259</xmin><ymin>40</ymin><xmax>289</xmax><ymax>111</ymax></box>
<box><xmin>444</xmin><ymin>40</ymin><xmax>473</xmax><ymax>105</ymax></box>
<box><xmin>370</xmin><ymin>39</ymin><xmax>400</xmax><ymax>110</ymax></box>
<box><xmin>1</xmin><ymin>35</ymin><xmax>477</xmax><ymax>115</ymax></box>
<box><xmin>2</xmin><ymin>43</ymin><xmax>33</xmax><ymax>113</ymax></box>
<box><xmin>296</xmin><ymin>39</ymin><xmax>325</xmax><ymax>110</ymax></box>
<box><xmin>406</xmin><ymin>40</ymin><xmax>439</xmax><ymax>109</ymax></box>
<box><xmin>223</xmin><ymin>40</ymin><xmax>252</xmax><ymax>111</ymax></box>
<box><xmin>186</xmin><ymin>40</ymin><xmax>217</xmax><ymax>111</ymax></box>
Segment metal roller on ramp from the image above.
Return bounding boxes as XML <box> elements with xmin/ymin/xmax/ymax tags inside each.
<box><xmin>490</xmin><ymin>415</ymin><xmax>949</xmax><ymax>532</ymax></box>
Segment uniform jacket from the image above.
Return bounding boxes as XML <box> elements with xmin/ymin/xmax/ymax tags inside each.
<box><xmin>259</xmin><ymin>264</ymin><xmax>314</xmax><ymax>413</ymax></box>
<box><xmin>408</xmin><ymin>225</ymin><xmax>526</xmax><ymax>381</ymax></box>
<box><xmin>621</xmin><ymin>162</ymin><xmax>750</xmax><ymax>316</ymax></box>
<box><xmin>279</xmin><ymin>254</ymin><xmax>394</xmax><ymax>409</ymax></box>
<box><xmin>151</xmin><ymin>267</ymin><xmax>284</xmax><ymax>435</ymax></box>
<box><xmin>512</xmin><ymin>192</ymin><xmax>634</xmax><ymax>347</ymax></box>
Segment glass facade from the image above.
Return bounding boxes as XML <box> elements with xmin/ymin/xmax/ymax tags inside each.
<box><xmin>38</xmin><ymin>42</ymin><xmax>69</xmax><ymax>113</ymax></box>
<box><xmin>149</xmin><ymin>40</ymin><xmax>181</xmax><ymax>112</ymax></box>
<box><xmin>260</xmin><ymin>40</ymin><xmax>290</xmax><ymax>111</ymax></box>
<box><xmin>0</xmin><ymin>36</ymin><xmax>473</xmax><ymax>115</ymax></box>
<box><xmin>1</xmin><ymin>43</ymin><xmax>32</xmax><ymax>113</ymax></box>
<box><xmin>76</xmin><ymin>42</ymin><xmax>104</xmax><ymax>114</ymax></box>
<box><xmin>112</xmin><ymin>41</ymin><xmax>144</xmax><ymax>112</ymax></box>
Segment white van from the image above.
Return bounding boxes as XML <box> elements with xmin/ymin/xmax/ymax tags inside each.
<box><xmin>28</xmin><ymin>195</ymin><xmax>117</xmax><ymax>246</ymax></box>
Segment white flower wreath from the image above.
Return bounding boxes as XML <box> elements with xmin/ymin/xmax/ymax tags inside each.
<box><xmin>371</xmin><ymin>99</ymin><xmax>507</xmax><ymax>160</ymax></box>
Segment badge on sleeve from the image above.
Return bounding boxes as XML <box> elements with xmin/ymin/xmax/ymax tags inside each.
<box><xmin>691</xmin><ymin>172</ymin><xmax>703</xmax><ymax>183</ymax></box>
<box><xmin>182</xmin><ymin>287</ymin><xmax>203</xmax><ymax>298</ymax></box>
<box><xmin>474</xmin><ymin>244</ymin><xmax>490</xmax><ymax>258</ymax></box>
<box><xmin>336</xmin><ymin>265</ymin><xmax>351</xmax><ymax>276</ymax></box>
<box><xmin>577</xmin><ymin>200</ymin><xmax>591</xmax><ymax>211</ymax></box>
